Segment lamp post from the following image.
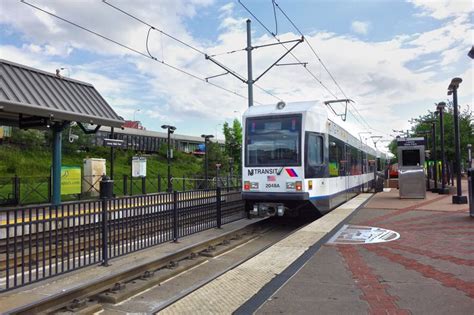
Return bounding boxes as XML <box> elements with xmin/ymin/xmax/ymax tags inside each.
<box><xmin>201</xmin><ymin>134</ymin><xmax>214</xmax><ymax>189</ymax></box>
<box><xmin>448</xmin><ymin>77</ymin><xmax>467</xmax><ymax>204</ymax></box>
<box><xmin>437</xmin><ymin>102</ymin><xmax>450</xmax><ymax>194</ymax></box>
<box><xmin>425</xmin><ymin>119</ymin><xmax>438</xmax><ymax>192</ymax></box>
<box><xmin>161</xmin><ymin>125</ymin><xmax>176</xmax><ymax>192</ymax></box>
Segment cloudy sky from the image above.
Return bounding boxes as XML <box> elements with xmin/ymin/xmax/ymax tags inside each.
<box><xmin>0</xmin><ymin>0</ymin><xmax>472</xmax><ymax>152</ymax></box>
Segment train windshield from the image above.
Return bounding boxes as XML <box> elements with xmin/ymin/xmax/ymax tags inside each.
<box><xmin>245</xmin><ymin>115</ymin><xmax>302</xmax><ymax>167</ymax></box>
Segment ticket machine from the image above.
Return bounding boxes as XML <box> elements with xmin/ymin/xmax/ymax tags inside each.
<box><xmin>397</xmin><ymin>137</ymin><xmax>426</xmax><ymax>199</ymax></box>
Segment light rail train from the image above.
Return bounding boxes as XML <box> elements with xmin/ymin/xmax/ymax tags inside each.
<box><xmin>242</xmin><ymin>101</ymin><xmax>387</xmax><ymax>216</ymax></box>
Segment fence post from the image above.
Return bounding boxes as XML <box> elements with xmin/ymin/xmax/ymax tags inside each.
<box><xmin>158</xmin><ymin>175</ymin><xmax>162</xmax><ymax>192</ymax></box>
<box><xmin>123</xmin><ymin>175</ymin><xmax>128</xmax><ymax>196</ymax></box>
<box><xmin>47</xmin><ymin>176</ymin><xmax>52</xmax><ymax>202</ymax></box>
<box><xmin>130</xmin><ymin>175</ymin><xmax>133</xmax><ymax>195</ymax></box>
<box><xmin>183</xmin><ymin>178</ymin><xmax>185</xmax><ymax>192</ymax></box>
<box><xmin>12</xmin><ymin>175</ymin><xmax>20</xmax><ymax>205</ymax></box>
<box><xmin>216</xmin><ymin>187</ymin><xmax>222</xmax><ymax>229</ymax></box>
<box><xmin>101</xmin><ymin>198</ymin><xmax>109</xmax><ymax>266</ymax></box>
<box><xmin>173</xmin><ymin>190</ymin><xmax>178</xmax><ymax>242</ymax></box>
<box><xmin>142</xmin><ymin>176</ymin><xmax>146</xmax><ymax>194</ymax></box>
<box><xmin>100</xmin><ymin>176</ymin><xmax>113</xmax><ymax>266</ymax></box>
<box><xmin>226</xmin><ymin>176</ymin><xmax>230</xmax><ymax>192</ymax></box>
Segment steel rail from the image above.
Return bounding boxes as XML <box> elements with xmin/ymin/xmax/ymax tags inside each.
<box><xmin>6</xmin><ymin>219</ymin><xmax>268</xmax><ymax>315</ymax></box>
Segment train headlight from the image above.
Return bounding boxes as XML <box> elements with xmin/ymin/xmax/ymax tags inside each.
<box><xmin>244</xmin><ymin>181</ymin><xmax>250</xmax><ymax>190</ymax></box>
<box><xmin>250</xmin><ymin>182</ymin><xmax>259</xmax><ymax>189</ymax></box>
<box><xmin>296</xmin><ymin>181</ymin><xmax>303</xmax><ymax>191</ymax></box>
<box><xmin>286</xmin><ymin>182</ymin><xmax>295</xmax><ymax>190</ymax></box>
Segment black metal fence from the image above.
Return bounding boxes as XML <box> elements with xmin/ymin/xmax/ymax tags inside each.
<box><xmin>0</xmin><ymin>187</ymin><xmax>244</xmax><ymax>292</ymax></box>
<box><xmin>0</xmin><ymin>175</ymin><xmax>241</xmax><ymax>207</ymax></box>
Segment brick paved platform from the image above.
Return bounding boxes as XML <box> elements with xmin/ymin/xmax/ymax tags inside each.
<box><xmin>253</xmin><ymin>188</ymin><xmax>474</xmax><ymax>315</ymax></box>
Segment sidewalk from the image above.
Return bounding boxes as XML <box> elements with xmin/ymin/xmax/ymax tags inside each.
<box><xmin>255</xmin><ymin>188</ymin><xmax>474</xmax><ymax>314</ymax></box>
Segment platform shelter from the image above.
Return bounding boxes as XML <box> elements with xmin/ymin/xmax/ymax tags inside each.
<box><xmin>0</xmin><ymin>59</ymin><xmax>123</xmax><ymax>204</ymax></box>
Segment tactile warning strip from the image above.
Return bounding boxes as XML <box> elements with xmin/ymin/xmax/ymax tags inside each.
<box><xmin>159</xmin><ymin>194</ymin><xmax>372</xmax><ymax>315</ymax></box>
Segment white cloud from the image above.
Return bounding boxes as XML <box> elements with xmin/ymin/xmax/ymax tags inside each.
<box><xmin>0</xmin><ymin>0</ymin><xmax>472</xmax><ymax>146</ymax></box>
<box><xmin>408</xmin><ymin>0</ymin><xmax>472</xmax><ymax>19</ymax></box>
<box><xmin>351</xmin><ymin>20</ymin><xmax>370</xmax><ymax>35</ymax></box>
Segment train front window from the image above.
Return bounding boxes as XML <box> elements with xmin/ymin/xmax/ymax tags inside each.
<box><xmin>245</xmin><ymin>115</ymin><xmax>302</xmax><ymax>167</ymax></box>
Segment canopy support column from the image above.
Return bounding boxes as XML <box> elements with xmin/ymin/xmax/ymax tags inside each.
<box><xmin>52</xmin><ymin>123</ymin><xmax>68</xmax><ymax>205</ymax></box>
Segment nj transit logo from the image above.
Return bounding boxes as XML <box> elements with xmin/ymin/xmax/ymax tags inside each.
<box><xmin>285</xmin><ymin>168</ymin><xmax>298</xmax><ymax>177</ymax></box>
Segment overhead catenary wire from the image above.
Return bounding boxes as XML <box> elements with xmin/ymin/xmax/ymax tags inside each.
<box><xmin>272</xmin><ymin>0</ymin><xmax>390</xmax><ymax>136</ymax></box>
<box><xmin>21</xmin><ymin>0</ymin><xmax>255</xmax><ymax>103</ymax></box>
<box><xmin>238</xmin><ymin>0</ymin><xmax>339</xmax><ymax>100</ymax></box>
<box><xmin>103</xmin><ymin>0</ymin><xmax>282</xmax><ymax>102</ymax></box>
<box><xmin>239</xmin><ymin>0</ymin><xmax>390</xmax><ymax>137</ymax></box>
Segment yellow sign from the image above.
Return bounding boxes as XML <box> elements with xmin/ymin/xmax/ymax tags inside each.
<box><xmin>61</xmin><ymin>166</ymin><xmax>81</xmax><ymax>195</ymax></box>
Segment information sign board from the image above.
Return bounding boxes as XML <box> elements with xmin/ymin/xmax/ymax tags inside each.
<box><xmin>61</xmin><ymin>166</ymin><xmax>81</xmax><ymax>195</ymax></box>
<box><xmin>132</xmin><ymin>156</ymin><xmax>147</xmax><ymax>177</ymax></box>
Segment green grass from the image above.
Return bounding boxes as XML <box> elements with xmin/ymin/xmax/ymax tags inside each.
<box><xmin>0</xmin><ymin>144</ymin><xmax>206</xmax><ymax>205</ymax></box>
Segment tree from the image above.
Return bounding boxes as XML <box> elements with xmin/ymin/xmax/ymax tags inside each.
<box><xmin>390</xmin><ymin>104</ymin><xmax>473</xmax><ymax>168</ymax></box>
<box><xmin>222</xmin><ymin>119</ymin><xmax>242</xmax><ymax>174</ymax></box>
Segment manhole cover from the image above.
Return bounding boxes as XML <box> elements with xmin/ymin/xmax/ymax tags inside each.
<box><xmin>327</xmin><ymin>224</ymin><xmax>400</xmax><ymax>244</ymax></box>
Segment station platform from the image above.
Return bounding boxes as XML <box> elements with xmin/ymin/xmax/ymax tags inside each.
<box><xmin>1</xmin><ymin>186</ymin><xmax>472</xmax><ymax>314</ymax></box>
<box><xmin>242</xmin><ymin>187</ymin><xmax>473</xmax><ymax>314</ymax></box>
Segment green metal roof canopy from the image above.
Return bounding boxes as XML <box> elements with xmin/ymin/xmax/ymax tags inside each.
<box><xmin>0</xmin><ymin>59</ymin><xmax>123</xmax><ymax>128</ymax></box>
<box><xmin>0</xmin><ymin>59</ymin><xmax>124</xmax><ymax>205</ymax></box>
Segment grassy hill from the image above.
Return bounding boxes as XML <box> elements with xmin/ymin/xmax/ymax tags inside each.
<box><xmin>0</xmin><ymin>143</ymin><xmax>207</xmax><ymax>205</ymax></box>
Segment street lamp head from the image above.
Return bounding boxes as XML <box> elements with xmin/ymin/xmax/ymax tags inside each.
<box><xmin>468</xmin><ymin>144</ymin><xmax>472</xmax><ymax>149</ymax></box>
<box><xmin>436</xmin><ymin>102</ymin><xmax>446</xmax><ymax>111</ymax></box>
<box><xmin>448</xmin><ymin>77</ymin><xmax>462</xmax><ymax>91</ymax></box>
<box><xmin>201</xmin><ymin>134</ymin><xmax>214</xmax><ymax>140</ymax></box>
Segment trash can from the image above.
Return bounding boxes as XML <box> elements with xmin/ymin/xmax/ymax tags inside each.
<box><xmin>100</xmin><ymin>175</ymin><xmax>114</xmax><ymax>199</ymax></box>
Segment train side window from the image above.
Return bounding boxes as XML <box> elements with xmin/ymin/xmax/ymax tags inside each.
<box><xmin>307</xmin><ymin>133</ymin><xmax>323</xmax><ymax>165</ymax></box>
<box><xmin>329</xmin><ymin>136</ymin><xmax>343</xmax><ymax>177</ymax></box>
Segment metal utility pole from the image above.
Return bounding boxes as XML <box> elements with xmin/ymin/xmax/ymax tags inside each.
<box><xmin>431</xmin><ymin>120</ymin><xmax>438</xmax><ymax>192</ymax></box>
<box><xmin>201</xmin><ymin>134</ymin><xmax>214</xmax><ymax>189</ymax></box>
<box><xmin>437</xmin><ymin>102</ymin><xmax>450</xmax><ymax>194</ymax></box>
<box><xmin>162</xmin><ymin>125</ymin><xmax>176</xmax><ymax>192</ymax></box>
<box><xmin>246</xmin><ymin>19</ymin><xmax>254</xmax><ymax>108</ymax></box>
<box><xmin>205</xmin><ymin>19</ymin><xmax>304</xmax><ymax>108</ymax></box>
<box><xmin>448</xmin><ymin>77</ymin><xmax>467</xmax><ymax>204</ymax></box>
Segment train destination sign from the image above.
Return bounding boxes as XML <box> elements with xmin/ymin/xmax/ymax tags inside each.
<box><xmin>397</xmin><ymin>137</ymin><xmax>425</xmax><ymax>147</ymax></box>
<box><xmin>103</xmin><ymin>138</ymin><xmax>124</xmax><ymax>148</ymax></box>
<box><xmin>327</xmin><ymin>225</ymin><xmax>400</xmax><ymax>244</ymax></box>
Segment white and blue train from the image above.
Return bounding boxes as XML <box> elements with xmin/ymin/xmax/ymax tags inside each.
<box><xmin>242</xmin><ymin>101</ymin><xmax>387</xmax><ymax>216</ymax></box>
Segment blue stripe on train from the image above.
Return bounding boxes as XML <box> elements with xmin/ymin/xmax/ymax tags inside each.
<box><xmin>309</xmin><ymin>183</ymin><xmax>368</xmax><ymax>200</ymax></box>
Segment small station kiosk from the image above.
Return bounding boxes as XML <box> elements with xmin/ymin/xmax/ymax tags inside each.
<box><xmin>397</xmin><ymin>137</ymin><xmax>426</xmax><ymax>199</ymax></box>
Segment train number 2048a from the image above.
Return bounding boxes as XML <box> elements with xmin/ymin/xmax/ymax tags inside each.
<box><xmin>266</xmin><ymin>183</ymin><xmax>280</xmax><ymax>188</ymax></box>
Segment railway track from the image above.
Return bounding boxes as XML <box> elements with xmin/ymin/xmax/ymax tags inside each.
<box><xmin>0</xmin><ymin>203</ymin><xmax>244</xmax><ymax>290</ymax></box>
<box><xmin>6</xmin><ymin>215</ymin><xmax>316</xmax><ymax>314</ymax></box>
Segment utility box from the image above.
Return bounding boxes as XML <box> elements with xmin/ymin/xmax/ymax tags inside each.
<box><xmin>83</xmin><ymin>158</ymin><xmax>106</xmax><ymax>196</ymax></box>
<box><xmin>398</xmin><ymin>137</ymin><xmax>426</xmax><ymax>199</ymax></box>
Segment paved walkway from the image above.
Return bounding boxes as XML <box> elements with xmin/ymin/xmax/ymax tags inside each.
<box><xmin>256</xmin><ymin>188</ymin><xmax>474</xmax><ymax>314</ymax></box>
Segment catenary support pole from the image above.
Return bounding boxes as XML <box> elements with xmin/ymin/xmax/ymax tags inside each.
<box><xmin>246</xmin><ymin>19</ymin><xmax>253</xmax><ymax>108</ymax></box>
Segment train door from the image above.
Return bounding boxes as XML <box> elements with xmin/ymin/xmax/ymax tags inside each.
<box><xmin>344</xmin><ymin>144</ymin><xmax>350</xmax><ymax>201</ymax></box>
